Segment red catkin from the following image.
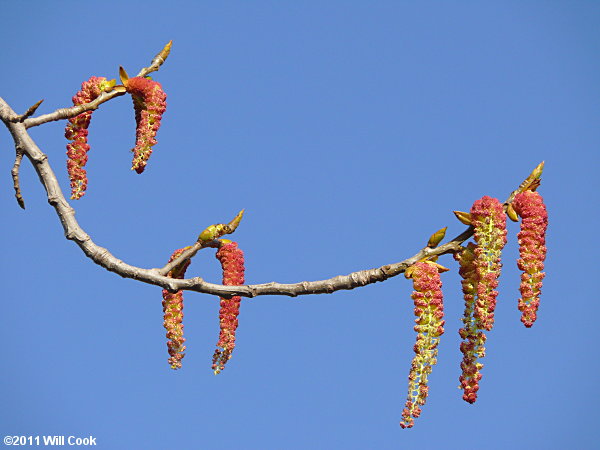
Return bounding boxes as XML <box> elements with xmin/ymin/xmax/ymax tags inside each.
<box><xmin>512</xmin><ymin>191</ymin><xmax>548</xmax><ymax>327</ymax></box>
<box><xmin>125</xmin><ymin>77</ymin><xmax>167</xmax><ymax>174</ymax></box>
<box><xmin>162</xmin><ymin>247</ymin><xmax>191</xmax><ymax>370</ymax></box>
<box><xmin>455</xmin><ymin>243</ymin><xmax>486</xmax><ymax>404</ymax></box>
<box><xmin>65</xmin><ymin>76</ymin><xmax>110</xmax><ymax>199</ymax></box>
<box><xmin>453</xmin><ymin>196</ymin><xmax>507</xmax><ymax>404</ymax></box>
<box><xmin>400</xmin><ymin>261</ymin><xmax>444</xmax><ymax>429</ymax></box>
<box><xmin>212</xmin><ymin>242</ymin><xmax>245</xmax><ymax>374</ymax></box>
<box><xmin>470</xmin><ymin>196</ymin><xmax>507</xmax><ymax>331</ymax></box>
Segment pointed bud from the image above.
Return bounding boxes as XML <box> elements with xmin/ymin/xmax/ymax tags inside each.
<box><xmin>517</xmin><ymin>161</ymin><xmax>545</xmax><ymax>193</ymax></box>
<box><xmin>454</xmin><ymin>211</ymin><xmax>472</xmax><ymax>225</ymax></box>
<box><xmin>119</xmin><ymin>66</ymin><xmax>129</xmax><ymax>86</ymax></box>
<box><xmin>24</xmin><ymin>99</ymin><xmax>44</xmax><ymax>117</ymax></box>
<box><xmin>199</xmin><ymin>225</ymin><xmax>219</xmax><ymax>242</ymax></box>
<box><xmin>427</xmin><ymin>227</ymin><xmax>447</xmax><ymax>248</ymax></box>
<box><xmin>506</xmin><ymin>202</ymin><xmax>519</xmax><ymax>222</ymax></box>
<box><xmin>430</xmin><ymin>262</ymin><xmax>450</xmax><ymax>273</ymax></box>
<box><xmin>151</xmin><ymin>40</ymin><xmax>173</xmax><ymax>68</ymax></box>
<box><xmin>102</xmin><ymin>79</ymin><xmax>117</xmax><ymax>92</ymax></box>
<box><xmin>228</xmin><ymin>209</ymin><xmax>245</xmax><ymax>232</ymax></box>
<box><xmin>531</xmin><ymin>161</ymin><xmax>545</xmax><ymax>180</ymax></box>
<box><xmin>198</xmin><ymin>211</ymin><xmax>245</xmax><ymax>242</ymax></box>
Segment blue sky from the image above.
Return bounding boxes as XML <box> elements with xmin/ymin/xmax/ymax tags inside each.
<box><xmin>1</xmin><ymin>2</ymin><xmax>599</xmax><ymax>449</ymax></box>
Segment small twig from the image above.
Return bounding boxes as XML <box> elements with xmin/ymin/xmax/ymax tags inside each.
<box><xmin>505</xmin><ymin>161</ymin><xmax>545</xmax><ymax>206</ymax></box>
<box><xmin>137</xmin><ymin>40</ymin><xmax>173</xmax><ymax>78</ymax></box>
<box><xmin>23</xmin><ymin>90</ymin><xmax>125</xmax><ymax>128</ymax></box>
<box><xmin>157</xmin><ymin>239</ymin><xmax>220</xmax><ymax>276</ymax></box>
<box><xmin>11</xmin><ymin>149</ymin><xmax>25</xmax><ymax>209</ymax></box>
<box><xmin>8</xmin><ymin>99</ymin><xmax>44</xmax><ymax>123</ymax></box>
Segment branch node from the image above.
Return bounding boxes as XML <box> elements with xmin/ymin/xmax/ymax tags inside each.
<box><xmin>301</xmin><ymin>281</ymin><xmax>310</xmax><ymax>293</ymax></box>
<box><xmin>65</xmin><ymin>230</ymin><xmax>78</xmax><ymax>240</ymax></box>
<box><xmin>47</xmin><ymin>195</ymin><xmax>60</xmax><ymax>206</ymax></box>
<box><xmin>32</xmin><ymin>153</ymin><xmax>48</xmax><ymax>165</ymax></box>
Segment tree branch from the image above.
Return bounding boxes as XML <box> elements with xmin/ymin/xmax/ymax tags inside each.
<box><xmin>1</xmin><ymin>94</ymin><xmax>478</xmax><ymax>299</ymax></box>
<box><xmin>11</xmin><ymin>148</ymin><xmax>25</xmax><ymax>209</ymax></box>
<box><xmin>6</xmin><ymin>33</ymin><xmax>538</xmax><ymax>301</ymax></box>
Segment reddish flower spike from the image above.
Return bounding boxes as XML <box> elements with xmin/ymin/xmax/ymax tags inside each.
<box><xmin>125</xmin><ymin>77</ymin><xmax>167</xmax><ymax>174</ymax></box>
<box><xmin>212</xmin><ymin>242</ymin><xmax>245</xmax><ymax>374</ymax></box>
<box><xmin>512</xmin><ymin>191</ymin><xmax>548</xmax><ymax>327</ymax></box>
<box><xmin>65</xmin><ymin>76</ymin><xmax>110</xmax><ymax>199</ymax></box>
<box><xmin>455</xmin><ymin>242</ymin><xmax>487</xmax><ymax>404</ymax></box>
<box><xmin>162</xmin><ymin>247</ymin><xmax>191</xmax><ymax>370</ymax></box>
<box><xmin>470</xmin><ymin>196</ymin><xmax>507</xmax><ymax>331</ymax></box>
<box><xmin>453</xmin><ymin>196</ymin><xmax>507</xmax><ymax>404</ymax></box>
<box><xmin>400</xmin><ymin>261</ymin><xmax>444</xmax><ymax>429</ymax></box>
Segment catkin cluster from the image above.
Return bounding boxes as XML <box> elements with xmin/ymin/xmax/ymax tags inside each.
<box><xmin>65</xmin><ymin>74</ymin><xmax>166</xmax><ymax>198</ymax></box>
<box><xmin>404</xmin><ymin>189</ymin><xmax>547</xmax><ymax>427</ymax></box>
